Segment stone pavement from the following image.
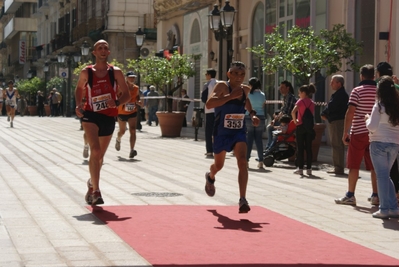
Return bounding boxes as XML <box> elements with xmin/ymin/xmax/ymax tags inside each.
<box><xmin>0</xmin><ymin>116</ymin><xmax>398</xmax><ymax>267</ymax></box>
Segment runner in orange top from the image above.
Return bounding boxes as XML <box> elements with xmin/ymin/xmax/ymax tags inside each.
<box><xmin>115</xmin><ymin>71</ymin><xmax>142</xmax><ymax>159</ymax></box>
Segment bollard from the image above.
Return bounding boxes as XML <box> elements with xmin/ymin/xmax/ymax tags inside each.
<box><xmin>192</xmin><ymin>107</ymin><xmax>204</xmax><ymax>141</ymax></box>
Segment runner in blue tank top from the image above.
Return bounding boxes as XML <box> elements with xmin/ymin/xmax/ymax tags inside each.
<box><xmin>204</xmin><ymin>61</ymin><xmax>260</xmax><ymax>213</ymax></box>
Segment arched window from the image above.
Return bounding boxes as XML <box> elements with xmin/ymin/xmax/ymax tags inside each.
<box><xmin>251</xmin><ymin>2</ymin><xmax>264</xmax><ymax>80</ymax></box>
<box><xmin>190</xmin><ymin>19</ymin><xmax>200</xmax><ymax>44</ymax></box>
<box><xmin>190</xmin><ymin>19</ymin><xmax>201</xmax><ymax>107</ymax></box>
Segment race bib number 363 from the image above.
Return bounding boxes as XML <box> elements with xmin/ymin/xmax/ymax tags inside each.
<box><xmin>223</xmin><ymin>114</ymin><xmax>244</xmax><ymax>129</ymax></box>
<box><xmin>92</xmin><ymin>93</ymin><xmax>112</xmax><ymax>112</ymax></box>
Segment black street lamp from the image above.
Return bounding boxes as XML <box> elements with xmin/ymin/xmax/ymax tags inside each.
<box><xmin>81</xmin><ymin>41</ymin><xmax>90</xmax><ymax>58</ymax></box>
<box><xmin>43</xmin><ymin>62</ymin><xmax>49</xmax><ymax>97</ymax></box>
<box><xmin>58</xmin><ymin>50</ymin><xmax>83</xmax><ymax>117</ymax></box>
<box><xmin>134</xmin><ymin>27</ymin><xmax>146</xmax><ymax>88</ymax></box>
<box><xmin>208</xmin><ymin>0</ymin><xmax>236</xmax><ymax>80</ymax></box>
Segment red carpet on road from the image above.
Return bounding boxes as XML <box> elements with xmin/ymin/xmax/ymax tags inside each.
<box><xmin>88</xmin><ymin>205</ymin><xmax>399</xmax><ymax>267</ymax></box>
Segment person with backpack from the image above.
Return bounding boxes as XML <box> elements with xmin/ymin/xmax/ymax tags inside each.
<box><xmin>75</xmin><ymin>39</ymin><xmax>130</xmax><ymax>206</ymax></box>
<box><xmin>291</xmin><ymin>83</ymin><xmax>316</xmax><ymax>176</ymax></box>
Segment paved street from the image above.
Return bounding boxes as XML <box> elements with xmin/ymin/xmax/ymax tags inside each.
<box><xmin>0</xmin><ymin>116</ymin><xmax>398</xmax><ymax>267</ymax></box>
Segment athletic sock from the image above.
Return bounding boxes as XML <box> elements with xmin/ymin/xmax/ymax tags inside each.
<box><xmin>346</xmin><ymin>191</ymin><xmax>354</xmax><ymax>198</ymax></box>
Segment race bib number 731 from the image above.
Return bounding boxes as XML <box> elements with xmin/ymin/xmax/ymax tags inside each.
<box><xmin>223</xmin><ymin>114</ymin><xmax>245</xmax><ymax>129</ymax></box>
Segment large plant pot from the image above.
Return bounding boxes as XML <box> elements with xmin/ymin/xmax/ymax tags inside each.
<box><xmin>156</xmin><ymin>111</ymin><xmax>185</xmax><ymax>137</ymax></box>
<box><xmin>44</xmin><ymin>104</ymin><xmax>51</xmax><ymax>116</ymax></box>
<box><xmin>27</xmin><ymin>106</ymin><xmax>37</xmax><ymax>116</ymax></box>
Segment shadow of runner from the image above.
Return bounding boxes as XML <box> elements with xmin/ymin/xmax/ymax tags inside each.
<box><xmin>73</xmin><ymin>206</ymin><xmax>132</xmax><ymax>225</ymax></box>
<box><xmin>207</xmin><ymin>209</ymin><xmax>269</xmax><ymax>232</ymax></box>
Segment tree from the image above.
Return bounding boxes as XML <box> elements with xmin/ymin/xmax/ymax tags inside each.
<box><xmin>249</xmin><ymin>24</ymin><xmax>363</xmax><ymax>85</ymax></box>
<box><xmin>16</xmin><ymin>77</ymin><xmax>45</xmax><ymax>105</ymax></box>
<box><xmin>46</xmin><ymin>76</ymin><xmax>64</xmax><ymax>92</ymax></box>
<box><xmin>127</xmin><ymin>52</ymin><xmax>198</xmax><ymax>112</ymax></box>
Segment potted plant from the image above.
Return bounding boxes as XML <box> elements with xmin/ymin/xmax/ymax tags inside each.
<box><xmin>249</xmin><ymin>24</ymin><xmax>363</xmax><ymax>161</ymax></box>
<box><xmin>16</xmin><ymin>77</ymin><xmax>45</xmax><ymax>116</ymax></box>
<box><xmin>128</xmin><ymin>52</ymin><xmax>198</xmax><ymax>137</ymax></box>
<box><xmin>45</xmin><ymin>76</ymin><xmax>64</xmax><ymax>116</ymax></box>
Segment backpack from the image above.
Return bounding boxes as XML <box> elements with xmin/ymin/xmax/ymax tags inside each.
<box><xmin>297</xmin><ymin>101</ymin><xmax>315</xmax><ymax>138</ymax></box>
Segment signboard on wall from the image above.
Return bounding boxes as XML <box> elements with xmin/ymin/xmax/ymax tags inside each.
<box><xmin>19</xmin><ymin>41</ymin><xmax>26</xmax><ymax>64</ymax></box>
<box><xmin>59</xmin><ymin>68</ymin><xmax>68</xmax><ymax>78</ymax></box>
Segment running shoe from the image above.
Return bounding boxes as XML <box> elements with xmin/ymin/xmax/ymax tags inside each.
<box><xmin>293</xmin><ymin>168</ymin><xmax>303</xmax><ymax>175</ymax></box>
<box><xmin>204</xmin><ymin>172</ymin><xmax>215</xmax><ymax>197</ymax></box>
<box><xmin>83</xmin><ymin>145</ymin><xmax>89</xmax><ymax>159</ymax></box>
<box><xmin>7</xmin><ymin>116</ymin><xmax>10</xmax><ymax>122</ymax></box>
<box><xmin>91</xmin><ymin>190</ymin><xmax>104</xmax><ymax>205</ymax></box>
<box><xmin>306</xmin><ymin>169</ymin><xmax>312</xmax><ymax>175</ymax></box>
<box><xmin>115</xmin><ymin>139</ymin><xmax>121</xmax><ymax>151</ymax></box>
<box><xmin>129</xmin><ymin>149</ymin><xmax>137</xmax><ymax>159</ymax></box>
<box><xmin>369</xmin><ymin>196</ymin><xmax>380</xmax><ymax>206</ymax></box>
<box><xmin>85</xmin><ymin>179</ymin><xmax>93</xmax><ymax>204</ymax></box>
<box><xmin>239</xmin><ymin>198</ymin><xmax>251</xmax><ymax>213</ymax></box>
<box><xmin>334</xmin><ymin>195</ymin><xmax>356</xmax><ymax>205</ymax></box>
<box><xmin>257</xmin><ymin>162</ymin><xmax>264</xmax><ymax>169</ymax></box>
<box><xmin>10</xmin><ymin>121</ymin><xmax>13</xmax><ymax>128</ymax></box>
<box><xmin>372</xmin><ymin>210</ymin><xmax>390</xmax><ymax>219</ymax></box>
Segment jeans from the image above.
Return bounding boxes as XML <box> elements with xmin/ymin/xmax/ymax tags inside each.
<box><xmin>148</xmin><ymin>105</ymin><xmax>158</xmax><ymax>125</ymax></box>
<box><xmin>370</xmin><ymin>141</ymin><xmax>399</xmax><ymax>213</ymax></box>
<box><xmin>246</xmin><ymin>115</ymin><xmax>265</xmax><ymax>162</ymax></box>
<box><xmin>205</xmin><ymin>113</ymin><xmax>215</xmax><ymax>153</ymax></box>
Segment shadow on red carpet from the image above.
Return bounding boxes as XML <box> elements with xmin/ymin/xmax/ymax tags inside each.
<box><xmin>87</xmin><ymin>205</ymin><xmax>399</xmax><ymax>266</ymax></box>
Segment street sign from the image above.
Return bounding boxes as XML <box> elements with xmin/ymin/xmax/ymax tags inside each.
<box><xmin>59</xmin><ymin>68</ymin><xmax>68</xmax><ymax>78</ymax></box>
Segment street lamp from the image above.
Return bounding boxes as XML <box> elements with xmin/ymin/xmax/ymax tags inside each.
<box><xmin>43</xmin><ymin>62</ymin><xmax>49</xmax><ymax>97</ymax></box>
<box><xmin>208</xmin><ymin>0</ymin><xmax>236</xmax><ymax>80</ymax></box>
<box><xmin>81</xmin><ymin>41</ymin><xmax>90</xmax><ymax>57</ymax></box>
<box><xmin>58</xmin><ymin>50</ymin><xmax>81</xmax><ymax>117</ymax></box>
<box><xmin>27</xmin><ymin>70</ymin><xmax>33</xmax><ymax>79</ymax></box>
<box><xmin>134</xmin><ymin>27</ymin><xmax>146</xmax><ymax>88</ymax></box>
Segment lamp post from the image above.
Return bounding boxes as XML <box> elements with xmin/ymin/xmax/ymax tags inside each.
<box><xmin>43</xmin><ymin>62</ymin><xmax>49</xmax><ymax>97</ymax></box>
<box><xmin>81</xmin><ymin>41</ymin><xmax>90</xmax><ymax>59</ymax></box>
<box><xmin>134</xmin><ymin>27</ymin><xmax>146</xmax><ymax>88</ymax></box>
<box><xmin>208</xmin><ymin>0</ymin><xmax>236</xmax><ymax>80</ymax></box>
<box><xmin>58</xmin><ymin>50</ymin><xmax>78</xmax><ymax>117</ymax></box>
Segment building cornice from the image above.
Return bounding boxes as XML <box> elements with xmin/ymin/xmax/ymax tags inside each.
<box><xmin>154</xmin><ymin>0</ymin><xmax>215</xmax><ymax>20</ymax></box>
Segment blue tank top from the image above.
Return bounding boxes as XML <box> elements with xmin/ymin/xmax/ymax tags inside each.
<box><xmin>214</xmin><ymin>84</ymin><xmax>247</xmax><ymax>136</ymax></box>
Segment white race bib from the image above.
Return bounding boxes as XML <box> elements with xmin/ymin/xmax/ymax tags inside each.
<box><xmin>223</xmin><ymin>114</ymin><xmax>244</xmax><ymax>129</ymax></box>
<box><xmin>124</xmin><ymin>103</ymin><xmax>135</xmax><ymax>112</ymax></box>
<box><xmin>92</xmin><ymin>93</ymin><xmax>111</xmax><ymax>112</ymax></box>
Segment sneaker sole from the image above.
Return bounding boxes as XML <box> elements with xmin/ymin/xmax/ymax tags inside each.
<box><xmin>91</xmin><ymin>197</ymin><xmax>104</xmax><ymax>205</ymax></box>
<box><xmin>334</xmin><ymin>200</ymin><xmax>356</xmax><ymax>205</ymax></box>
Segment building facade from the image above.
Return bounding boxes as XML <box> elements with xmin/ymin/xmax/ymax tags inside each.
<box><xmin>0</xmin><ymin>0</ymin><xmax>156</xmax><ymax>115</ymax></box>
<box><xmin>154</xmin><ymin>0</ymin><xmax>399</xmax><ymax>123</ymax></box>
